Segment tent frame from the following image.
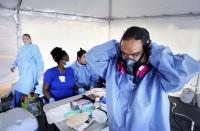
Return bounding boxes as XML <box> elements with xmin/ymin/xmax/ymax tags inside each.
<box><xmin>0</xmin><ymin>0</ymin><xmax>200</xmax><ymax>48</ymax></box>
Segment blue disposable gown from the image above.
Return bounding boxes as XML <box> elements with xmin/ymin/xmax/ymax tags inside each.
<box><xmin>86</xmin><ymin>40</ymin><xmax>200</xmax><ymax>131</ymax></box>
<box><xmin>71</xmin><ymin>61</ymin><xmax>99</xmax><ymax>89</ymax></box>
<box><xmin>13</xmin><ymin>44</ymin><xmax>44</xmax><ymax>94</ymax></box>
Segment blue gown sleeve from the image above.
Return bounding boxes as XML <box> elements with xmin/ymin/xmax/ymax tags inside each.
<box><xmin>86</xmin><ymin>40</ymin><xmax>119</xmax><ymax>79</ymax></box>
<box><xmin>150</xmin><ymin>43</ymin><xmax>200</xmax><ymax>92</ymax></box>
<box><xmin>31</xmin><ymin>45</ymin><xmax>44</xmax><ymax>74</ymax></box>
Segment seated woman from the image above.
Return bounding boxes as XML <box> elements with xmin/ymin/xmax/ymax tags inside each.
<box><xmin>43</xmin><ymin>47</ymin><xmax>75</xmax><ymax>103</ymax></box>
<box><xmin>71</xmin><ymin>48</ymin><xmax>104</xmax><ymax>94</ymax></box>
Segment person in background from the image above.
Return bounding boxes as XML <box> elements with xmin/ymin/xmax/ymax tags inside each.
<box><xmin>11</xmin><ymin>34</ymin><xmax>44</xmax><ymax>107</ymax></box>
<box><xmin>43</xmin><ymin>47</ymin><xmax>75</xmax><ymax>103</ymax></box>
<box><xmin>71</xmin><ymin>48</ymin><xmax>103</xmax><ymax>94</ymax></box>
<box><xmin>86</xmin><ymin>26</ymin><xmax>200</xmax><ymax>131</ymax></box>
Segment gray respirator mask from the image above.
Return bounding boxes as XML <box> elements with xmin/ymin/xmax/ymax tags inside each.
<box><xmin>123</xmin><ymin>52</ymin><xmax>145</xmax><ymax>75</ymax></box>
<box><xmin>117</xmin><ymin>41</ymin><xmax>151</xmax><ymax>76</ymax></box>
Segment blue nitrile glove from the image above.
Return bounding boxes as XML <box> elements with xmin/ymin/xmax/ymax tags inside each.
<box><xmin>100</xmin><ymin>97</ymin><xmax>106</xmax><ymax>104</ymax></box>
<box><xmin>49</xmin><ymin>98</ymin><xmax>55</xmax><ymax>103</ymax></box>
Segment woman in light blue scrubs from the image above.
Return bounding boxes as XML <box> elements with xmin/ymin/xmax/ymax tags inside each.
<box><xmin>11</xmin><ymin>34</ymin><xmax>44</xmax><ymax>107</ymax></box>
<box><xmin>86</xmin><ymin>26</ymin><xmax>200</xmax><ymax>131</ymax></box>
<box><xmin>71</xmin><ymin>48</ymin><xmax>101</xmax><ymax>94</ymax></box>
<box><xmin>43</xmin><ymin>47</ymin><xmax>75</xmax><ymax>103</ymax></box>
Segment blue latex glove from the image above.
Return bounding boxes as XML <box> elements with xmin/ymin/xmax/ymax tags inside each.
<box><xmin>100</xmin><ymin>97</ymin><xmax>106</xmax><ymax>104</ymax></box>
<box><xmin>49</xmin><ymin>98</ymin><xmax>55</xmax><ymax>103</ymax></box>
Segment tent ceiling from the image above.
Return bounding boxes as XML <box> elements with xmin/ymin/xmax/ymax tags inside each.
<box><xmin>0</xmin><ymin>0</ymin><xmax>200</xmax><ymax>19</ymax></box>
<box><xmin>20</xmin><ymin>0</ymin><xmax>109</xmax><ymax>18</ymax></box>
<box><xmin>112</xmin><ymin>0</ymin><xmax>200</xmax><ymax>18</ymax></box>
<box><xmin>0</xmin><ymin>0</ymin><xmax>18</xmax><ymax>9</ymax></box>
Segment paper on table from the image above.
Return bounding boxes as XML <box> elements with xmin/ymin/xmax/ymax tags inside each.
<box><xmin>45</xmin><ymin>103</ymin><xmax>72</xmax><ymax>124</ymax></box>
<box><xmin>74</xmin><ymin>119</ymin><xmax>94</xmax><ymax>131</ymax></box>
<box><xmin>66</xmin><ymin>112</ymin><xmax>89</xmax><ymax>128</ymax></box>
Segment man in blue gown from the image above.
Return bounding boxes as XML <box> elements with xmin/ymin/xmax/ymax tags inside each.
<box><xmin>86</xmin><ymin>26</ymin><xmax>200</xmax><ymax>131</ymax></box>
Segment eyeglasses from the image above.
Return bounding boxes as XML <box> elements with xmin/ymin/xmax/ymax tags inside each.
<box><xmin>121</xmin><ymin>50</ymin><xmax>143</xmax><ymax>59</ymax></box>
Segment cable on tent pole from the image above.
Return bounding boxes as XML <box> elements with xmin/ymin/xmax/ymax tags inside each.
<box><xmin>17</xmin><ymin>0</ymin><xmax>22</xmax><ymax>14</ymax></box>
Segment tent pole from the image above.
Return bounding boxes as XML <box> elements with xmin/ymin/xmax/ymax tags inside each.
<box><xmin>16</xmin><ymin>0</ymin><xmax>22</xmax><ymax>50</ymax></box>
<box><xmin>108</xmin><ymin>0</ymin><xmax>112</xmax><ymax>40</ymax></box>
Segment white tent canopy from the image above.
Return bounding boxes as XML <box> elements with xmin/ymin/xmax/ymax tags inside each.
<box><xmin>0</xmin><ymin>0</ymin><xmax>200</xmax><ymax>97</ymax></box>
<box><xmin>1</xmin><ymin>0</ymin><xmax>200</xmax><ymax>18</ymax></box>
